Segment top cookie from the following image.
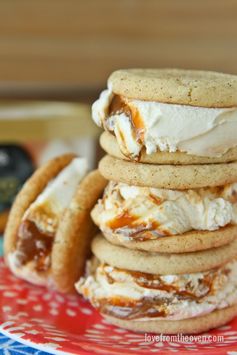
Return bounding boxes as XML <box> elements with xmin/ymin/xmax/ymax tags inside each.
<box><xmin>108</xmin><ymin>69</ymin><xmax>237</xmax><ymax>108</ymax></box>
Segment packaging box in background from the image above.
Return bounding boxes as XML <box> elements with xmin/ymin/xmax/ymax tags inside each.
<box><xmin>0</xmin><ymin>100</ymin><xmax>100</xmax><ymax>234</ymax></box>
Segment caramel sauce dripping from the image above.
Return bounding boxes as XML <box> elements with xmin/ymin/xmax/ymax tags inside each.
<box><xmin>106</xmin><ymin>185</ymin><xmax>170</xmax><ymax>241</ymax></box>
<box><xmin>109</xmin><ymin>95</ymin><xmax>131</xmax><ymax>117</ymax></box>
<box><xmin>94</xmin><ymin>263</ymin><xmax>230</xmax><ymax>320</ymax></box>
<box><xmin>128</xmin><ymin>270</ymin><xmax>211</xmax><ymax>300</ymax></box>
<box><xmin>97</xmin><ymin>296</ymin><xmax>167</xmax><ymax>320</ymax></box>
<box><xmin>107</xmin><ymin>210</ymin><xmax>138</xmax><ymax>230</ymax></box>
<box><xmin>130</xmin><ymin>106</ymin><xmax>145</xmax><ymax>142</ymax></box>
<box><xmin>104</xmin><ymin>266</ymin><xmax>214</xmax><ymax>301</ymax></box>
<box><xmin>107</xmin><ymin>209</ymin><xmax>171</xmax><ymax>241</ymax></box>
<box><xmin>130</xmin><ymin>222</ymin><xmax>172</xmax><ymax>241</ymax></box>
<box><xmin>109</xmin><ymin>95</ymin><xmax>145</xmax><ymax>142</ymax></box>
<box><xmin>149</xmin><ymin>194</ymin><xmax>163</xmax><ymax>205</ymax></box>
<box><xmin>16</xmin><ymin>219</ymin><xmax>54</xmax><ymax>272</ymax></box>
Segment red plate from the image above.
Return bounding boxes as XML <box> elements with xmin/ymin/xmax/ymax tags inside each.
<box><xmin>0</xmin><ymin>258</ymin><xmax>237</xmax><ymax>355</ymax></box>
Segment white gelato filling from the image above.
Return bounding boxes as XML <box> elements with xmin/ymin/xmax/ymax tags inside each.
<box><xmin>76</xmin><ymin>259</ymin><xmax>237</xmax><ymax>321</ymax></box>
<box><xmin>92</xmin><ymin>89</ymin><xmax>237</xmax><ymax>158</ymax></box>
<box><xmin>24</xmin><ymin>157</ymin><xmax>88</xmax><ymax>234</ymax></box>
<box><xmin>7</xmin><ymin>253</ymin><xmax>50</xmax><ymax>286</ymax></box>
<box><xmin>92</xmin><ymin>88</ymin><xmax>114</xmax><ymax>126</ymax></box>
<box><xmin>91</xmin><ymin>182</ymin><xmax>237</xmax><ymax>239</ymax></box>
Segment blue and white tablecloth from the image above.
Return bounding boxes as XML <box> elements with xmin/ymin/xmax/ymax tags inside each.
<box><xmin>0</xmin><ymin>335</ymin><xmax>49</xmax><ymax>354</ymax></box>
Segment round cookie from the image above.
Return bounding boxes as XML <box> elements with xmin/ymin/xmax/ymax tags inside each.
<box><xmin>51</xmin><ymin>170</ymin><xmax>107</xmax><ymax>293</ymax></box>
<box><xmin>92</xmin><ymin>234</ymin><xmax>237</xmax><ymax>275</ymax></box>
<box><xmin>108</xmin><ymin>68</ymin><xmax>237</xmax><ymax>108</ymax></box>
<box><xmin>105</xmin><ymin>304</ymin><xmax>237</xmax><ymax>334</ymax></box>
<box><xmin>4</xmin><ymin>155</ymin><xmax>107</xmax><ymax>293</ymax></box>
<box><xmin>102</xmin><ymin>224</ymin><xmax>237</xmax><ymax>253</ymax></box>
<box><xmin>99</xmin><ymin>155</ymin><xmax>237</xmax><ymax>189</ymax></box>
<box><xmin>100</xmin><ymin>131</ymin><xmax>237</xmax><ymax>165</ymax></box>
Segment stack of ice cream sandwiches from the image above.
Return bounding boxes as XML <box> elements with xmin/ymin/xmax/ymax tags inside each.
<box><xmin>76</xmin><ymin>69</ymin><xmax>237</xmax><ymax>333</ymax></box>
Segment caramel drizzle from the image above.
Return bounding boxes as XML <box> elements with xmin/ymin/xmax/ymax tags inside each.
<box><xmin>149</xmin><ymin>194</ymin><xmax>163</xmax><ymax>205</ymax></box>
<box><xmin>107</xmin><ymin>209</ymin><xmax>171</xmax><ymax>241</ymax></box>
<box><xmin>107</xmin><ymin>210</ymin><xmax>138</xmax><ymax>230</ymax></box>
<box><xmin>16</xmin><ymin>219</ymin><xmax>54</xmax><ymax>272</ymax></box>
<box><xmin>94</xmin><ymin>264</ymin><xmax>230</xmax><ymax>320</ymax></box>
<box><xmin>128</xmin><ymin>270</ymin><xmax>214</xmax><ymax>300</ymax></box>
<box><xmin>104</xmin><ymin>266</ymin><xmax>215</xmax><ymax>300</ymax></box>
<box><xmin>97</xmin><ymin>296</ymin><xmax>168</xmax><ymax>320</ymax></box>
<box><xmin>108</xmin><ymin>95</ymin><xmax>145</xmax><ymax>143</ymax></box>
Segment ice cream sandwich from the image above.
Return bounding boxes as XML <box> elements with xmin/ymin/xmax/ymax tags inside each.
<box><xmin>91</xmin><ymin>180</ymin><xmax>237</xmax><ymax>253</ymax></box>
<box><xmin>92</xmin><ymin>69</ymin><xmax>237</xmax><ymax>164</ymax></box>
<box><xmin>90</xmin><ymin>69</ymin><xmax>237</xmax><ymax>254</ymax></box>
<box><xmin>76</xmin><ymin>235</ymin><xmax>237</xmax><ymax>334</ymax></box>
<box><xmin>4</xmin><ymin>154</ymin><xmax>107</xmax><ymax>293</ymax></box>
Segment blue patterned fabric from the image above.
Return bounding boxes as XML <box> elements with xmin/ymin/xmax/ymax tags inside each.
<box><xmin>0</xmin><ymin>335</ymin><xmax>49</xmax><ymax>354</ymax></box>
<box><xmin>0</xmin><ymin>238</ymin><xmax>49</xmax><ymax>354</ymax></box>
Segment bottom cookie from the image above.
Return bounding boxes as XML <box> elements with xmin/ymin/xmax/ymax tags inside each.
<box><xmin>105</xmin><ymin>304</ymin><xmax>237</xmax><ymax>334</ymax></box>
<box><xmin>76</xmin><ymin>256</ymin><xmax>237</xmax><ymax>336</ymax></box>
<box><xmin>100</xmin><ymin>131</ymin><xmax>237</xmax><ymax>165</ymax></box>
